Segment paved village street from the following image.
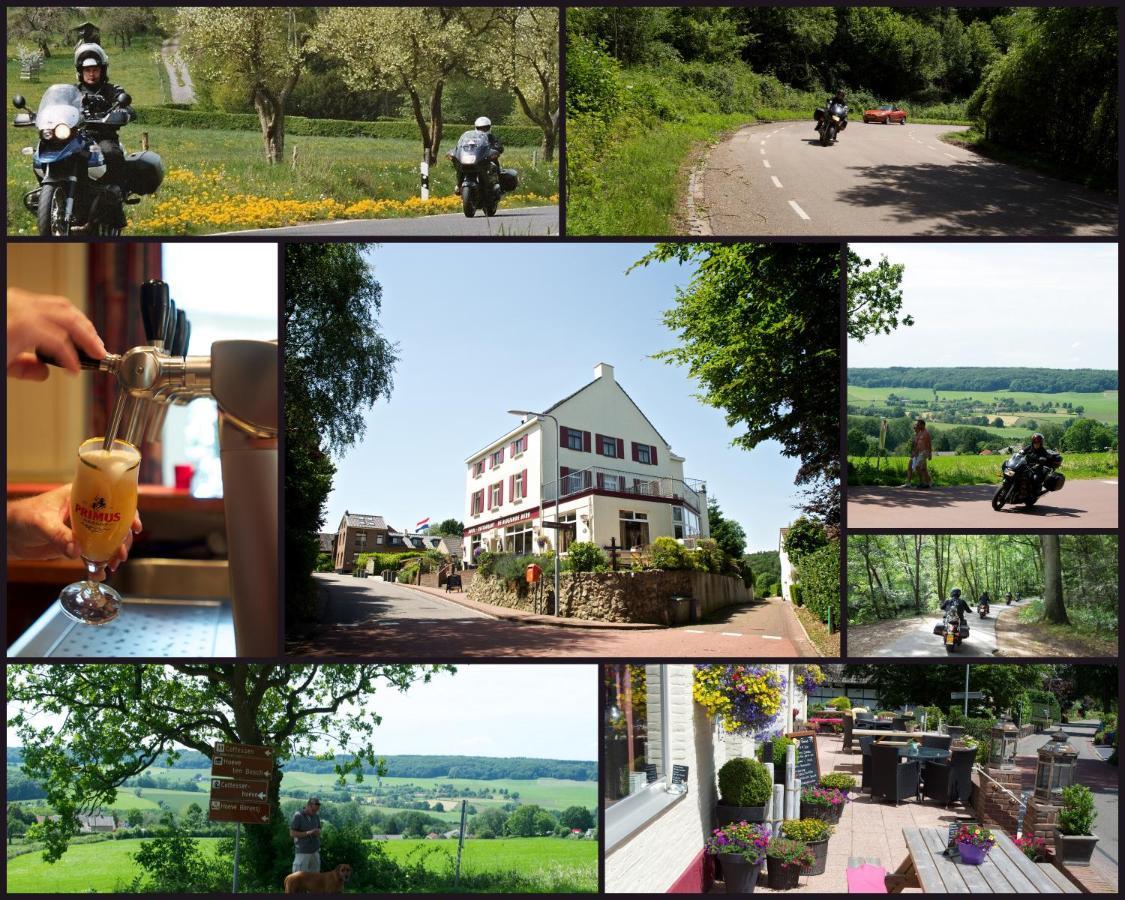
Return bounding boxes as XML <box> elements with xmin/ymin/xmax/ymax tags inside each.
<box><xmin>286</xmin><ymin>574</ymin><xmax>817</xmax><ymax>658</ymax></box>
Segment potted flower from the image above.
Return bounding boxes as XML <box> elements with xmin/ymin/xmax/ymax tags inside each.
<box><xmin>694</xmin><ymin>665</ymin><xmax>786</xmax><ymax>736</ymax></box>
<box><xmin>780</xmin><ymin>818</ymin><xmax>833</xmax><ymax>876</ymax></box>
<box><xmin>1014</xmin><ymin>835</ymin><xmax>1050</xmax><ymax>862</ymax></box>
<box><xmin>818</xmin><ymin>773</ymin><xmax>856</xmax><ymax>793</ymax></box>
<box><xmin>705</xmin><ymin>821</ymin><xmax>771</xmax><ymax>894</ymax></box>
<box><xmin>1055</xmin><ymin>784</ymin><xmax>1099</xmax><ymax>866</ymax></box>
<box><xmin>759</xmin><ymin>735</ymin><xmax>798</xmax><ymax>784</ymax></box>
<box><xmin>954</xmin><ymin>824</ymin><xmax>997</xmax><ymax>865</ymax></box>
<box><xmin>715</xmin><ymin>757</ymin><xmax>773</xmax><ymax>826</ymax></box>
<box><xmin>766</xmin><ymin>837</ymin><xmax>814</xmax><ymax>889</ymax></box>
<box><xmin>800</xmin><ymin>785</ymin><xmax>848</xmax><ymax>824</ymax></box>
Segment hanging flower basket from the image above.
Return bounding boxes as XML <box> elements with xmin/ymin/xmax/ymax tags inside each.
<box><xmin>693</xmin><ymin>665</ymin><xmax>786</xmax><ymax>737</ymax></box>
<box><xmin>794</xmin><ymin>665</ymin><xmax>827</xmax><ymax>695</ymax></box>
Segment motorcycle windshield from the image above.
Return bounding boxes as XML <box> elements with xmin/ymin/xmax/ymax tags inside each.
<box><xmin>829</xmin><ymin>102</ymin><xmax>848</xmax><ymax>116</ymax></box>
<box><xmin>455</xmin><ymin>130</ymin><xmax>491</xmax><ymax>158</ymax></box>
<box><xmin>37</xmin><ymin>84</ymin><xmax>82</xmax><ymax>134</ymax></box>
<box><xmin>1005</xmin><ymin>452</ymin><xmax>1023</xmax><ymax>468</ymax></box>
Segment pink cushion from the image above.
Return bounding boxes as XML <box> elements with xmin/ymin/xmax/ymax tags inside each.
<box><xmin>846</xmin><ymin>864</ymin><xmax>888</xmax><ymax>893</ymax></box>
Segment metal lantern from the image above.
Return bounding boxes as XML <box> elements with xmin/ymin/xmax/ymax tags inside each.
<box><xmin>989</xmin><ymin>718</ymin><xmax>1019</xmax><ymax>770</ymax></box>
<box><xmin>1033</xmin><ymin>729</ymin><xmax>1078</xmax><ymax>801</ymax></box>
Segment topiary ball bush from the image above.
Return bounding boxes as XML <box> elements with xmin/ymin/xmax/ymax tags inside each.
<box><xmin>718</xmin><ymin>757</ymin><xmax>773</xmax><ymax>807</ymax></box>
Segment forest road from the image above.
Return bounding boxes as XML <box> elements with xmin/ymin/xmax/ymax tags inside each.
<box><xmin>698</xmin><ymin>121</ymin><xmax>1117</xmax><ymax>236</ymax></box>
<box><xmin>225</xmin><ymin>205</ymin><xmax>559</xmax><ymax>236</ymax></box>
<box><xmin>847</xmin><ymin>480</ymin><xmax>1118</xmax><ymax>529</ymax></box>
<box><xmin>856</xmin><ymin>603</ymin><xmax>1021</xmax><ymax>658</ymax></box>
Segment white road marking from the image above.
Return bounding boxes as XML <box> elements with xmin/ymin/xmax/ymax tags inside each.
<box><xmin>761</xmin><ymin>635</ymin><xmax>783</xmax><ymax>641</ymax></box>
<box><xmin>943</xmin><ymin>153</ymin><xmax>958</xmax><ymax>160</ymax></box>
<box><xmin>1103</xmin><ymin>480</ymin><xmax>1118</xmax><ymax>485</ymax></box>
<box><xmin>771</xmin><ymin>176</ymin><xmax>783</xmax><ymax>188</ymax></box>
<box><xmin>763</xmin><ymin>159</ymin><xmax>771</xmax><ymax>168</ymax></box>
<box><xmin>788</xmin><ymin>199</ymin><xmax>811</xmax><ymax>220</ymax></box>
<box><xmin>927</xmin><ymin>145</ymin><xmax>939</xmax><ymax>151</ymax></box>
<box><xmin>685</xmin><ymin>629</ymin><xmax>706</xmax><ymax>634</ymax></box>
<box><xmin>760</xmin><ymin>140</ymin><xmax>766</xmax><ymax>145</ymax></box>
<box><xmin>721</xmin><ymin>632</ymin><xmax>742</xmax><ymax>637</ymax></box>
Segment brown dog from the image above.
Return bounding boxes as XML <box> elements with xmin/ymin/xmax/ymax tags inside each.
<box><xmin>283</xmin><ymin>863</ymin><xmax>352</xmax><ymax>893</ymax></box>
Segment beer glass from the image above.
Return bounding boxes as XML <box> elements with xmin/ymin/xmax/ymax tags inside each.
<box><xmin>58</xmin><ymin>438</ymin><xmax>141</xmax><ymax>625</ymax></box>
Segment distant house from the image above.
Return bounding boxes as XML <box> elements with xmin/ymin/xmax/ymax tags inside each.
<box><xmin>779</xmin><ymin>527</ymin><xmax>798</xmax><ymax>602</ymax></box>
<box><xmin>334</xmin><ymin>511</ymin><xmax>394</xmax><ymax>571</ymax></box>
<box><xmin>318</xmin><ymin>532</ymin><xmax>336</xmax><ymax>555</ymax></box>
<box><xmin>425</xmin><ymin>831</ymin><xmax>442</xmax><ymax>840</ymax></box>
<box><xmin>435</xmin><ymin>535</ymin><xmax>464</xmax><ymax>559</ymax></box>
<box><xmin>68</xmin><ymin>22</ymin><xmax>101</xmax><ymax>45</ymax></box>
<box><xmin>371</xmin><ymin>834</ymin><xmax>405</xmax><ymax>841</ymax></box>
<box><xmin>443</xmin><ymin>829</ymin><xmax>461</xmax><ymax>839</ymax></box>
<box><xmin>979</xmin><ymin>448</ymin><xmax>996</xmax><ymax>455</ymax></box>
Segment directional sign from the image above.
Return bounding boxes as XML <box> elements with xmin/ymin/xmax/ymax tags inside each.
<box><xmin>540</xmin><ymin>520</ymin><xmax>576</xmax><ymax>531</ymax></box>
<box><xmin>210</xmin><ymin>778</ymin><xmax>269</xmax><ymax>803</ymax></box>
<box><xmin>214</xmin><ymin>742</ymin><xmax>274</xmax><ymax>762</ymax></box>
<box><xmin>951</xmin><ymin>691</ymin><xmax>985</xmax><ymax>699</ymax></box>
<box><xmin>212</xmin><ymin>754</ymin><xmax>274</xmax><ymax>779</ymax></box>
<box><xmin>208</xmin><ymin>797</ymin><xmax>271</xmax><ymax>825</ymax></box>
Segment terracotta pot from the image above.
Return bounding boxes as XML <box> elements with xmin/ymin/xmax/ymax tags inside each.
<box><xmin>766</xmin><ymin>858</ymin><xmax>803</xmax><ymax>890</ymax></box>
<box><xmin>718</xmin><ymin>854</ymin><xmax>762</xmax><ymax>894</ymax></box>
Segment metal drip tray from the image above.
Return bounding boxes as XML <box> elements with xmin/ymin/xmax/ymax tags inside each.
<box><xmin>8</xmin><ymin>598</ymin><xmax>235</xmax><ymax>658</ymax></box>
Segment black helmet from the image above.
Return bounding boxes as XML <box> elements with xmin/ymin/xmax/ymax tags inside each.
<box><xmin>834</xmin><ymin>89</ymin><xmax>846</xmax><ymax>100</ymax></box>
<box><xmin>951</xmin><ymin>588</ymin><xmax>962</xmax><ymax>598</ymax></box>
<box><xmin>1030</xmin><ymin>432</ymin><xmax>1044</xmax><ymax>445</ymax></box>
<box><xmin>75</xmin><ymin>42</ymin><xmax>109</xmax><ymax>82</ymax></box>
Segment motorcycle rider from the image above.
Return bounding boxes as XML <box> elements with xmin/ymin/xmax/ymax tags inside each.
<box><xmin>450</xmin><ymin>116</ymin><xmax>504</xmax><ymax>195</ymax></box>
<box><xmin>941</xmin><ymin>587</ymin><xmax>972</xmax><ymax>628</ymax></box>
<box><xmin>74</xmin><ymin>43</ymin><xmax>134</xmax><ymax>227</ymax></box>
<box><xmin>977</xmin><ymin>591</ymin><xmax>991</xmax><ymax>614</ymax></box>
<box><xmin>1021</xmin><ymin>432</ymin><xmax>1058</xmax><ymax>489</ymax></box>
<box><xmin>817</xmin><ymin>89</ymin><xmax>848</xmax><ymax>131</ymax></box>
<box><xmin>1005</xmin><ymin>591</ymin><xmax>1014</xmax><ymax>606</ymax></box>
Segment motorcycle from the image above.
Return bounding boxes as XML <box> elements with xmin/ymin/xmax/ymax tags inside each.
<box><xmin>934</xmin><ymin>607</ymin><xmax>969</xmax><ymax>653</ymax></box>
<box><xmin>991</xmin><ymin>448</ymin><xmax>1064</xmax><ymax>510</ymax></box>
<box><xmin>977</xmin><ymin>600</ymin><xmax>990</xmax><ymax>619</ymax></box>
<box><xmin>12</xmin><ymin>85</ymin><xmax>163</xmax><ymax>236</ymax></box>
<box><xmin>448</xmin><ymin>128</ymin><xmax>518</xmax><ymax>218</ymax></box>
<box><xmin>815</xmin><ymin>100</ymin><xmax>849</xmax><ymax>146</ymax></box>
<box><xmin>1005</xmin><ymin>594</ymin><xmax>1013</xmax><ymax>606</ymax></box>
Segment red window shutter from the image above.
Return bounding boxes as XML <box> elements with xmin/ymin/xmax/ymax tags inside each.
<box><xmin>499</xmin><ymin>447</ymin><xmax>505</xmax><ymax>463</ymax></box>
<box><xmin>617</xmin><ymin>437</ymin><xmax>625</xmax><ymax>459</ymax></box>
<box><xmin>651</xmin><ymin>445</ymin><xmax>658</xmax><ymax>465</ymax></box>
<box><xmin>498</xmin><ymin>481</ymin><xmax>504</xmax><ymax>506</ymax></box>
<box><xmin>522</xmin><ymin>469</ymin><xmax>528</xmax><ymax>496</ymax></box>
<box><xmin>560</xmin><ymin>425</ymin><xmax>568</xmax><ymax>446</ymax></box>
<box><xmin>583</xmin><ymin>431</ymin><xmax>591</xmax><ymax>453</ymax></box>
<box><xmin>595</xmin><ymin>433</ymin><xmax>604</xmax><ymax>456</ymax></box>
<box><xmin>509</xmin><ymin>474</ymin><xmax>514</xmax><ymax>498</ymax></box>
<box><xmin>631</xmin><ymin>442</ymin><xmax>639</xmax><ymax>462</ymax></box>
<box><xmin>561</xmin><ymin>466</ymin><xmax>570</xmax><ymax>478</ymax></box>
<box><xmin>597</xmin><ymin>472</ymin><xmax>604</xmax><ymax>489</ymax></box>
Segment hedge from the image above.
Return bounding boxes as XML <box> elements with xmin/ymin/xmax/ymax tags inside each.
<box><xmin>132</xmin><ymin>106</ymin><xmax>544</xmax><ymax>146</ymax></box>
<box><xmin>797</xmin><ymin>542</ymin><xmax>840</xmax><ymax>632</ymax></box>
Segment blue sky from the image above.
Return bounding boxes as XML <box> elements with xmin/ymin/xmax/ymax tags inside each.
<box><xmin>849</xmin><ymin>243</ymin><xmax>1118</xmax><ymax>369</ymax></box>
<box><xmin>322</xmin><ymin>243</ymin><xmax>807</xmax><ymax>553</ymax></box>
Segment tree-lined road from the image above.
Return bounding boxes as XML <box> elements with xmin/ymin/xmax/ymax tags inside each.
<box><xmin>286</xmin><ymin>574</ymin><xmax>816</xmax><ymax>658</ymax></box>
<box><xmin>848</xmin><ymin>602</ymin><xmax>1024</xmax><ymax>657</ymax></box>
<box><xmin>847</xmin><ymin>480</ymin><xmax>1118</xmax><ymax>528</ymax></box>
<box><xmin>228</xmin><ymin>205</ymin><xmax>559</xmax><ymax>236</ymax></box>
<box><xmin>697</xmin><ymin>121</ymin><xmax>1117</xmax><ymax>236</ymax></box>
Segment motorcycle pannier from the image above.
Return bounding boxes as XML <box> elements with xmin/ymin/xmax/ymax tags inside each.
<box><xmin>960</xmin><ymin>624</ymin><xmax>970</xmax><ymax>637</ymax></box>
<box><xmin>932</xmin><ymin>624</ymin><xmax>945</xmax><ymax>636</ymax></box>
<box><xmin>499</xmin><ymin>168</ymin><xmax>519</xmax><ymax>192</ymax></box>
<box><xmin>1045</xmin><ymin>471</ymin><xmax>1065</xmax><ymax>492</ymax></box>
<box><xmin>814</xmin><ymin>107</ymin><xmax>825</xmax><ymax>123</ymax></box>
<box><xmin>124</xmin><ymin>150</ymin><xmax>165</xmax><ymax>196</ymax></box>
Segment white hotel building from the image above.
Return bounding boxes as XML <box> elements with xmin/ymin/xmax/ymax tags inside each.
<box><xmin>462</xmin><ymin>363</ymin><xmax>710</xmax><ymax>564</ymax></box>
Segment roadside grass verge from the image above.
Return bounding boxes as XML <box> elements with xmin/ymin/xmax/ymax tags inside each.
<box><xmin>940</xmin><ymin>127</ymin><xmax>1118</xmax><ymax>195</ymax></box>
<box><xmin>793</xmin><ymin>603</ymin><xmax>838</xmax><ymax>657</ymax></box>
<box><xmin>6</xmin><ymin>124</ymin><xmax>557</xmax><ymax>234</ymax></box>
<box><xmin>1016</xmin><ymin>599</ymin><xmax>1118</xmax><ymax>655</ymax></box>
<box><xmin>847</xmin><ymin>452</ymin><xmax>1118</xmax><ymax>486</ymax></box>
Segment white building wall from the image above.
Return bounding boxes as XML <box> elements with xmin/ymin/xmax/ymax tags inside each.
<box><xmin>779</xmin><ymin>527</ymin><xmax>797</xmax><ymax>602</ymax></box>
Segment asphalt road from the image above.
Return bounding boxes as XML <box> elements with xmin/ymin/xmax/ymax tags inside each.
<box><xmin>286</xmin><ymin>574</ymin><xmax>812</xmax><ymax>658</ymax></box>
<box><xmin>697</xmin><ymin>120</ymin><xmax>1117</xmax><ymax>236</ymax></box>
<box><xmin>224</xmin><ymin>205</ymin><xmax>558</xmax><ymax>237</ymax></box>
<box><xmin>847</xmin><ymin>480</ymin><xmax>1118</xmax><ymax>529</ymax></box>
<box><xmin>853</xmin><ymin>602</ymin><xmax>1021</xmax><ymax>658</ymax></box>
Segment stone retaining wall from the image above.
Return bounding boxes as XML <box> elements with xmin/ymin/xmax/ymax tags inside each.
<box><xmin>467</xmin><ymin>569</ymin><xmax>753</xmax><ymax>624</ymax></box>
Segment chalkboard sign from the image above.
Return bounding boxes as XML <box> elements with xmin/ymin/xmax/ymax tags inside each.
<box><xmin>644</xmin><ymin>764</ymin><xmax>658</xmax><ymax>784</ymax></box>
<box><xmin>786</xmin><ymin>730</ymin><xmax>821</xmax><ymax>788</ymax></box>
<box><xmin>671</xmin><ymin>764</ymin><xmax>689</xmax><ymax>786</ymax></box>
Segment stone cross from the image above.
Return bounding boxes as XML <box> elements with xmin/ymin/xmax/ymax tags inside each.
<box><xmin>602</xmin><ymin>537</ymin><xmax>622</xmax><ymax>572</ymax></box>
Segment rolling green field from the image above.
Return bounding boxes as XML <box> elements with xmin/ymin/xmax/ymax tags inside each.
<box><xmin>12</xmin><ymin>787</ymin><xmax>207</xmax><ymax>817</ymax></box>
<box><xmin>848</xmin><ymin>451</ymin><xmax>1118</xmax><ymax>486</ymax></box>
<box><xmin>374</xmin><ymin>837</ymin><xmax>596</xmax><ymax>871</ymax></box>
<box><xmin>7</xmin><ymin>837</ymin><xmax>222</xmax><ymax>893</ymax></box>
<box><xmin>847</xmin><ymin>385</ymin><xmax>1118</xmax><ymax>424</ymax></box>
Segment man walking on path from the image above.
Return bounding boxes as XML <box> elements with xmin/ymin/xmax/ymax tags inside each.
<box><xmin>290</xmin><ymin>797</ymin><xmax>322</xmax><ymax>873</ymax></box>
<box><xmin>902</xmin><ymin>418</ymin><xmax>933</xmax><ymax>488</ymax></box>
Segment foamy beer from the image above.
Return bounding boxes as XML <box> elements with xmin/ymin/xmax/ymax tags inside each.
<box><xmin>58</xmin><ymin>438</ymin><xmax>141</xmax><ymax>625</ymax></box>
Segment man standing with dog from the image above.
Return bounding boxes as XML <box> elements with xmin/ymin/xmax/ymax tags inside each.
<box><xmin>290</xmin><ymin>797</ymin><xmax>323</xmax><ymax>874</ymax></box>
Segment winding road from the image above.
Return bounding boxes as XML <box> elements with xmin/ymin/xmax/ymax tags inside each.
<box><xmin>847</xmin><ymin>601</ymin><xmax>1026</xmax><ymax>658</ymax></box>
<box><xmin>847</xmin><ymin>480</ymin><xmax>1118</xmax><ymax>529</ymax></box>
<box><xmin>225</xmin><ymin>205</ymin><xmax>559</xmax><ymax>236</ymax></box>
<box><xmin>695</xmin><ymin>120</ymin><xmax>1117</xmax><ymax>236</ymax></box>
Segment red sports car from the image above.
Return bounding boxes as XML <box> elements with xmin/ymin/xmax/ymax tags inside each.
<box><xmin>863</xmin><ymin>104</ymin><xmax>908</xmax><ymax>124</ymax></box>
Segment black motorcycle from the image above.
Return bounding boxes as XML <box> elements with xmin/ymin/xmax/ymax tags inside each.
<box><xmin>934</xmin><ymin>607</ymin><xmax>969</xmax><ymax>653</ymax></box>
<box><xmin>815</xmin><ymin>100</ymin><xmax>849</xmax><ymax>146</ymax></box>
<box><xmin>449</xmin><ymin>128</ymin><xmax>518</xmax><ymax>218</ymax></box>
<box><xmin>991</xmin><ymin>449</ymin><xmax>1064</xmax><ymax>510</ymax></box>
<box><xmin>977</xmin><ymin>600</ymin><xmax>989</xmax><ymax>620</ymax></box>
<box><xmin>12</xmin><ymin>86</ymin><xmax>163</xmax><ymax>236</ymax></box>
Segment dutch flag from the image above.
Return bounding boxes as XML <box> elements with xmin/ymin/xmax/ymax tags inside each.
<box><xmin>416</xmin><ymin>518</ymin><xmax>430</xmax><ymax>531</ymax></box>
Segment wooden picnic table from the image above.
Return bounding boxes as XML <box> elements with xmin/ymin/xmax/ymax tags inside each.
<box><xmin>855</xmin><ymin>729</ymin><xmax>949</xmax><ymax>740</ymax></box>
<box><xmin>887</xmin><ymin>826</ymin><xmax>1080</xmax><ymax>893</ymax></box>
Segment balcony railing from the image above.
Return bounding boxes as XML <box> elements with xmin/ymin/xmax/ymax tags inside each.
<box><xmin>542</xmin><ymin>465</ymin><xmax>705</xmax><ymax>510</ymax></box>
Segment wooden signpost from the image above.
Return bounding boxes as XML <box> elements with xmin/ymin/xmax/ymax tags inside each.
<box><xmin>209</xmin><ymin>742</ymin><xmax>274</xmax><ymax>892</ymax></box>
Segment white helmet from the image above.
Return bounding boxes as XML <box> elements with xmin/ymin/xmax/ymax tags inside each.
<box><xmin>75</xmin><ymin>42</ymin><xmax>109</xmax><ymax>80</ymax></box>
<box><xmin>474</xmin><ymin>116</ymin><xmax>491</xmax><ymax>132</ymax></box>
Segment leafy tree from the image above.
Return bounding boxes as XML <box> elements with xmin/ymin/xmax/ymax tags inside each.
<box><xmin>131</xmin><ymin>813</ymin><xmax>220</xmax><ymax>893</ymax></box>
<box><xmin>127</xmin><ymin>809</ymin><xmax>145</xmax><ymax>828</ymax></box>
<box><xmin>559</xmin><ymin>805</ymin><xmax>594</xmax><ymax>831</ymax></box>
<box><xmin>7</xmin><ymin>7</ymin><xmax>72</xmax><ymax>58</ymax></box>
<box><xmin>1041</xmin><ymin>534</ymin><xmax>1069</xmax><ymax>626</ymax></box>
<box><xmin>429</xmin><ymin>519</ymin><xmax>465</xmax><ymax>537</ymax></box>
<box><xmin>177</xmin><ymin>8</ymin><xmax>315</xmax><ymax>164</ymax></box>
<box><xmin>505</xmin><ymin>804</ymin><xmax>552</xmax><ymax>837</ymax></box>
<box><xmin>783</xmin><ymin>517</ymin><xmax>828</xmax><ymax>563</ymax></box>
<box><xmin>1060</xmin><ymin>418</ymin><xmax>1116</xmax><ymax>453</ymax></box>
<box><xmin>7</xmin><ymin>664</ymin><xmax>450</xmax><ymax>889</ymax></box>
<box><xmin>182</xmin><ymin>801</ymin><xmax>205</xmax><ymax>832</ymax></box>
<box><xmin>844</xmin><ymin>664</ymin><xmax>1049</xmax><ymax>713</ymax></box>
<box><xmin>735</xmin><ymin>7</ymin><xmax>837</xmax><ymax>89</ymax></box>
<box><xmin>705</xmin><ymin>498</ymin><xmax>747</xmax><ymax>560</ymax></box>
<box><xmin>483</xmin><ymin>7</ymin><xmax>559</xmax><ymax>160</ymax></box>
<box><xmin>471</xmin><ymin>807</ymin><xmax>508</xmax><ymax>839</ymax></box>
<box><xmin>100</xmin><ymin>8</ymin><xmax>159</xmax><ymax>49</ymax></box>
<box><xmin>847</xmin><ymin>250</ymin><xmax>910</xmax><ymax>342</ymax></box>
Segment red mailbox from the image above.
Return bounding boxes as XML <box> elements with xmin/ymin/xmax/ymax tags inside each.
<box><xmin>525</xmin><ymin>563</ymin><xmax>543</xmax><ymax>584</ymax></box>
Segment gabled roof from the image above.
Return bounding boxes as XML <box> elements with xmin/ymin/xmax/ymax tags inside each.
<box><xmin>342</xmin><ymin>512</ymin><xmax>388</xmax><ymax>530</ymax></box>
<box><xmin>318</xmin><ymin>533</ymin><xmax>335</xmax><ymax>552</ymax></box>
<box><xmin>437</xmin><ymin>535</ymin><xmax>464</xmax><ymax>556</ymax></box>
<box><xmin>544</xmin><ymin>377</ymin><xmax>672</xmax><ymax>449</ymax></box>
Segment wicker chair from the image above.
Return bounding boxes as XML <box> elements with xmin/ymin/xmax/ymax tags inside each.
<box><xmin>922</xmin><ymin>735</ymin><xmax>952</xmax><ymax>751</ymax></box>
<box><xmin>870</xmin><ymin>743</ymin><xmax>921</xmax><ymax>806</ymax></box>
<box><xmin>858</xmin><ymin>735</ymin><xmax>878</xmax><ymax>791</ymax></box>
<box><xmin>922</xmin><ymin>747</ymin><xmax>976</xmax><ymax>807</ymax></box>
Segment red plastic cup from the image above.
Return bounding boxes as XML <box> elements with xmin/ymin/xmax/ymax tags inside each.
<box><xmin>174</xmin><ymin>464</ymin><xmax>194</xmax><ymax>490</ymax></box>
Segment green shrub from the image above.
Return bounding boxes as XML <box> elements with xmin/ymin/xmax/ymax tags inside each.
<box><xmin>565</xmin><ymin>542</ymin><xmax>608</xmax><ymax>573</ymax></box>
<box><xmin>960</xmin><ymin>717</ymin><xmax>995</xmax><ymax>764</ymax></box>
<box><xmin>650</xmin><ymin>536</ymin><xmax>694</xmax><ymax>570</ymax></box>
<box><xmin>355</xmin><ymin>551</ymin><xmax>424</xmax><ymax>576</ymax></box>
<box><xmin>476</xmin><ymin>551</ymin><xmax>499</xmax><ymax>577</ymax></box>
<box><xmin>757</xmin><ymin>735</ymin><xmax>797</xmax><ymax>768</ymax></box>
<box><xmin>915</xmin><ymin>706</ymin><xmax>944</xmax><ymax>729</ymax></box>
<box><xmin>1058</xmin><ymin>784</ymin><xmax>1097</xmax><ymax>835</ymax></box>
<box><xmin>780</xmin><ymin>818</ymin><xmax>833</xmax><ymax>842</ymax></box>
<box><xmin>717</xmin><ymin>757</ymin><xmax>772</xmax><ymax>807</ymax></box>
<box><xmin>798</xmin><ymin>542</ymin><xmax>840</xmax><ymax>630</ymax></box>
<box><xmin>693</xmin><ymin>538</ymin><xmax>727</xmax><ymax>575</ymax></box>
<box><xmin>769</xmin><ymin>582</ymin><xmax>780</xmax><ymax>597</ymax></box>
<box><xmin>790</xmin><ymin>584</ymin><xmax>802</xmax><ymax>605</ymax></box>
<box><xmin>315</xmin><ymin>552</ymin><xmax>334</xmax><ymax>573</ymax></box>
<box><xmin>818</xmin><ymin>773</ymin><xmax>856</xmax><ymax>792</ymax></box>
<box><xmin>766</xmin><ymin>837</ymin><xmax>814</xmax><ymax>866</ymax></box>
<box><xmin>827</xmin><ymin>697</ymin><xmax>853</xmax><ymax>712</ymax></box>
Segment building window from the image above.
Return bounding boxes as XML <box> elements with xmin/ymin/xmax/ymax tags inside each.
<box><xmin>599</xmin><ymin>434</ymin><xmax>619</xmax><ymax>457</ymax></box>
<box><xmin>512</xmin><ymin>470</ymin><xmax>527</xmax><ymax>501</ymax></box>
<box><xmin>562</xmin><ymin>468</ymin><xmax>591</xmax><ymax>496</ymax></box>
<box><xmin>489</xmin><ymin>448</ymin><xmax>504</xmax><ymax>469</ymax></box>
<box><xmin>673</xmin><ymin>506</ymin><xmax>700</xmax><ymax>540</ymax></box>
<box><xmin>558</xmin><ymin>512</ymin><xmax>577</xmax><ymax>553</ymax></box>
<box><xmin>470</xmin><ymin>534</ymin><xmax>482</xmax><ymax>560</ymax></box>
<box><xmin>471</xmin><ymin>490</ymin><xmax>484</xmax><ymax>516</ymax></box>
<box><xmin>563</xmin><ymin>426</ymin><xmax>585</xmax><ymax>451</ymax></box>
<box><xmin>600</xmin><ymin>473</ymin><xmax>624</xmax><ymax>492</ymax></box>
<box><xmin>620</xmin><ymin>510</ymin><xmax>649</xmax><ymax>549</ymax></box>
<box><xmin>504</xmin><ymin>521</ymin><xmax>534</xmax><ymax>555</ymax></box>
<box><xmin>605</xmin><ymin>664</ymin><xmax>668</xmax><ymax>807</ymax></box>
<box><xmin>376</xmin><ymin>533</ymin><xmax>385</xmax><ymax>545</ymax></box>
<box><xmin>354</xmin><ymin>532</ymin><xmax>367</xmax><ymax>550</ymax></box>
<box><xmin>489</xmin><ymin>482</ymin><xmax>503</xmax><ymax>508</ymax></box>
<box><xmin>472</xmin><ymin>460</ymin><xmax>485</xmax><ymax>477</ymax></box>
<box><xmin>511</xmin><ymin>434</ymin><xmax>528</xmax><ymax>456</ymax></box>
<box><xmin>635</xmin><ymin>444</ymin><xmax>652</xmax><ymax>465</ymax></box>
<box><xmin>633</xmin><ymin>478</ymin><xmax>658</xmax><ymax>497</ymax></box>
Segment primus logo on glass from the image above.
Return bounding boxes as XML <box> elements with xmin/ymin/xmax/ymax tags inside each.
<box><xmin>76</xmin><ymin>500</ymin><xmax>122</xmax><ymax>523</ymax></box>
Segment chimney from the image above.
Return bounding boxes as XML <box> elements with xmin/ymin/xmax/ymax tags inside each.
<box><xmin>594</xmin><ymin>362</ymin><xmax>614</xmax><ymax>382</ymax></box>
